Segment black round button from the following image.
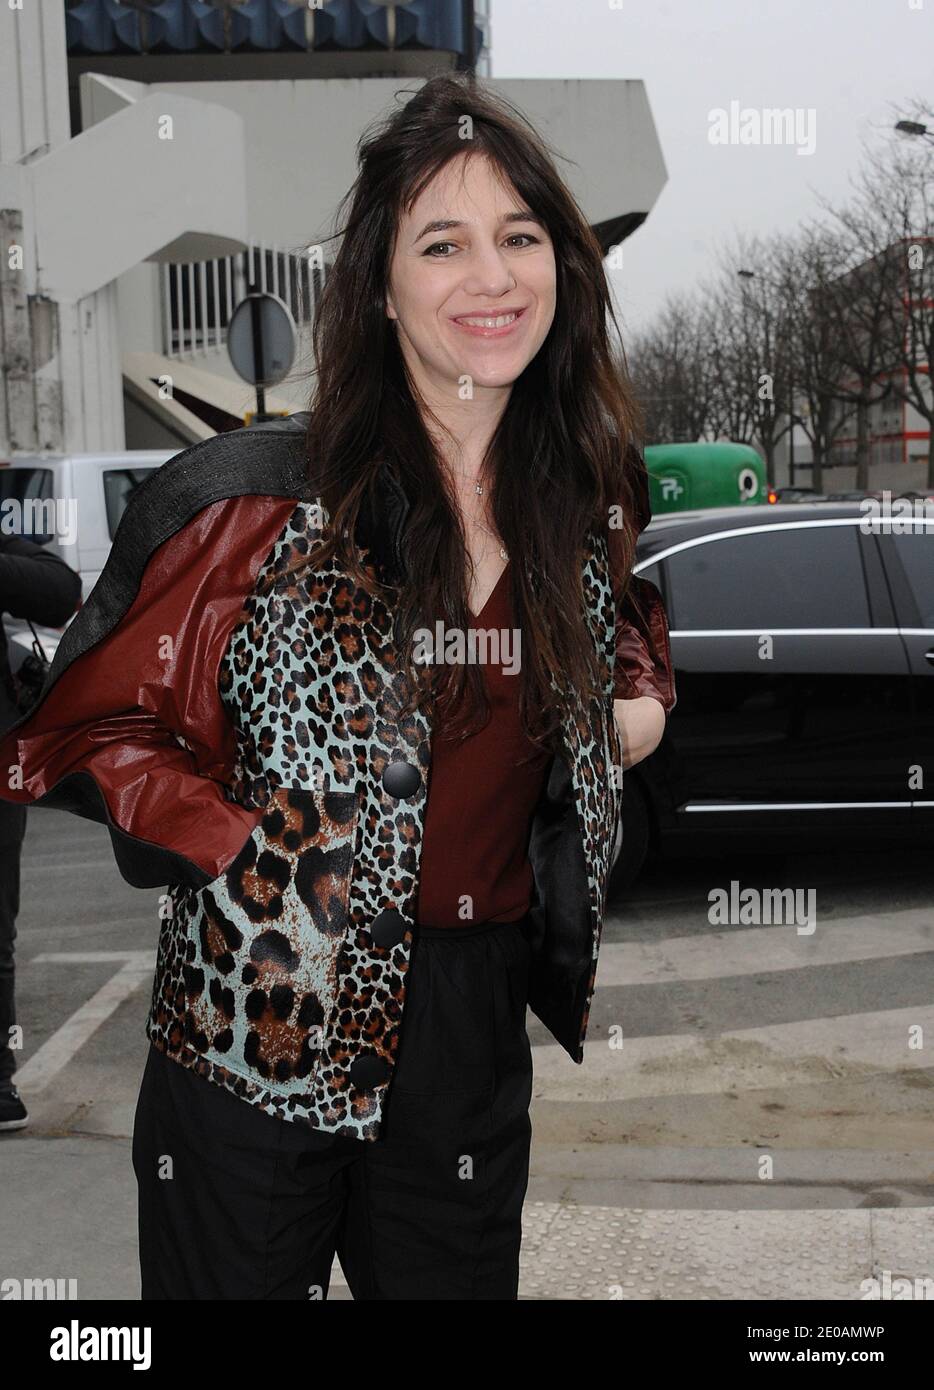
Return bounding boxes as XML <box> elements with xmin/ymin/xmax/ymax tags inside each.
<box><xmin>370</xmin><ymin>908</ymin><xmax>408</xmax><ymax>949</ymax></box>
<box><xmin>381</xmin><ymin>760</ymin><xmax>421</xmax><ymax>799</ymax></box>
<box><xmin>348</xmin><ymin>1054</ymin><xmax>390</xmax><ymax>1090</ymax></box>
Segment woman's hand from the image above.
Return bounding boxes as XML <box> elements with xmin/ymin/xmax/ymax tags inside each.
<box><xmin>613</xmin><ymin>695</ymin><xmax>666</xmax><ymax>770</ymax></box>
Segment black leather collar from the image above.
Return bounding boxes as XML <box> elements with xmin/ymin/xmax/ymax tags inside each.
<box><xmin>354</xmin><ymin>459</ymin><xmax>410</xmax><ymax>587</ymax></box>
<box><xmin>262</xmin><ymin>411</ymin><xmax>410</xmax><ymax>584</ymax></box>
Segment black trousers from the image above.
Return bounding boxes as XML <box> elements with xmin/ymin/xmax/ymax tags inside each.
<box><xmin>132</xmin><ymin>915</ymin><xmax>534</xmax><ymax>1300</ymax></box>
<box><xmin>0</xmin><ymin>803</ymin><xmax>27</xmax><ymax>1088</ymax></box>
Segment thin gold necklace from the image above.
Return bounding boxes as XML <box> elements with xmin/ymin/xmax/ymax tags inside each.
<box><xmin>472</xmin><ymin>479</ymin><xmax>508</xmax><ymax>561</ymax></box>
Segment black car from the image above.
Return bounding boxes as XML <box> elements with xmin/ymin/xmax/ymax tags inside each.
<box><xmin>767</xmin><ymin>486</ymin><xmax>829</xmax><ymax>503</ymax></box>
<box><xmin>611</xmin><ymin>502</ymin><xmax>934</xmax><ymax>887</ymax></box>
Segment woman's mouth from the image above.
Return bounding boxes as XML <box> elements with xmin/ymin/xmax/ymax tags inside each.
<box><xmin>450</xmin><ymin>307</ymin><xmax>527</xmax><ymax>338</ymax></box>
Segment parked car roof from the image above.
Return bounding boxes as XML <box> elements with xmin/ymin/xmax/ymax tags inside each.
<box><xmin>637</xmin><ymin>501</ymin><xmax>870</xmax><ymax>559</ymax></box>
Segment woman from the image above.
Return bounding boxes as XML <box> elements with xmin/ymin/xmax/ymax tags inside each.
<box><xmin>0</xmin><ymin>75</ymin><xmax>675</xmax><ymax>1299</ymax></box>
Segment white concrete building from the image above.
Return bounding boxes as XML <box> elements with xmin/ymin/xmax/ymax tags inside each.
<box><xmin>1</xmin><ymin>0</ymin><xmax>667</xmax><ymax>455</ymax></box>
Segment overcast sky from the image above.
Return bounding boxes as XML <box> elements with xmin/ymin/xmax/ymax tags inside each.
<box><xmin>490</xmin><ymin>0</ymin><xmax>933</xmax><ymax>337</ymax></box>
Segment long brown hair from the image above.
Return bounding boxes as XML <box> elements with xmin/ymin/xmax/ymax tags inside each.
<box><xmin>291</xmin><ymin>73</ymin><xmax>644</xmax><ymax>756</ymax></box>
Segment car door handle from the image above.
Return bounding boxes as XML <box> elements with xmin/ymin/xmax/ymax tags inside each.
<box><xmin>925</xmin><ymin>649</ymin><xmax>934</xmax><ymax>666</ymax></box>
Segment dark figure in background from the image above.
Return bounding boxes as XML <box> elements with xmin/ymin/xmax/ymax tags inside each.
<box><xmin>0</xmin><ymin>533</ymin><xmax>82</xmax><ymax>1130</ymax></box>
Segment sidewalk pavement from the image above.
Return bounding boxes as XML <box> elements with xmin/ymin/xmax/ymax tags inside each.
<box><xmin>2</xmin><ymin>1128</ymin><xmax>931</xmax><ymax>1300</ymax></box>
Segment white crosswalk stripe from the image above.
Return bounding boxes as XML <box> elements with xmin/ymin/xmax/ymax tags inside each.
<box><xmin>517</xmin><ymin>897</ymin><xmax>934</xmax><ymax>1296</ymax></box>
<box><xmin>593</xmin><ymin>909</ymin><xmax>934</xmax><ymax>986</ymax></box>
<box><xmin>532</xmin><ymin>1003</ymin><xmax>934</xmax><ymax>1100</ymax></box>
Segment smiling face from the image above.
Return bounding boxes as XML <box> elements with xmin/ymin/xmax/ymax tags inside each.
<box><xmin>385</xmin><ymin>152</ymin><xmax>557</xmax><ymax>399</ymax></box>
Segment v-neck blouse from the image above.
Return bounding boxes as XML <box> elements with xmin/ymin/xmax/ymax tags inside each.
<box><xmin>467</xmin><ymin>558</ymin><xmax>509</xmax><ymax>622</ymax></box>
<box><xmin>414</xmin><ymin>561</ymin><xmax>550</xmax><ymax>927</ymax></box>
<box><xmin>414</xmin><ymin>549</ymin><xmax>675</xmax><ymax>928</ymax></box>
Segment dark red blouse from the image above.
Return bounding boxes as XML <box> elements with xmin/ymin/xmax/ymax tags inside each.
<box><xmin>414</xmin><ymin>559</ymin><xmax>676</xmax><ymax>927</ymax></box>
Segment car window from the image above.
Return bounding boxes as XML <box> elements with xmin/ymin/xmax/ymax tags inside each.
<box><xmin>102</xmin><ymin>469</ymin><xmax>157</xmax><ymax>540</ymax></box>
<box><xmin>666</xmin><ymin>524</ymin><xmax>870</xmax><ymax>629</ymax></box>
<box><xmin>634</xmin><ymin>560</ymin><xmax>664</xmax><ymax>594</ymax></box>
<box><xmin>892</xmin><ymin>528</ymin><xmax>934</xmax><ymax>627</ymax></box>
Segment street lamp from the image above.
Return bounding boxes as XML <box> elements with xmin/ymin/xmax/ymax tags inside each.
<box><xmin>894</xmin><ymin>120</ymin><xmax>934</xmax><ymax>143</ymax></box>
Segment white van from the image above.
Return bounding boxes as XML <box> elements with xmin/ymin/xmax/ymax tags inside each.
<box><xmin>0</xmin><ymin>449</ymin><xmax>175</xmax><ymax>672</ymax></box>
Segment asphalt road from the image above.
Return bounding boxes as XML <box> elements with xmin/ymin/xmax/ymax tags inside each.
<box><xmin>1</xmin><ymin>807</ymin><xmax>932</xmax><ymax>1299</ymax></box>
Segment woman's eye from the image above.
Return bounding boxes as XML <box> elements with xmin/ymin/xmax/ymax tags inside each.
<box><xmin>423</xmin><ymin>233</ymin><xmax>541</xmax><ymax>258</ymax></box>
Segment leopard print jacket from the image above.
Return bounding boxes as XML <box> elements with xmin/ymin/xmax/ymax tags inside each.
<box><xmin>0</xmin><ymin>415</ymin><xmax>666</xmax><ymax>1143</ymax></box>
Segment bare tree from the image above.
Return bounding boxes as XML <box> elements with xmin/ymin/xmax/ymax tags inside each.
<box><xmin>816</xmin><ymin>115</ymin><xmax>931</xmax><ymax>487</ymax></box>
<box><xmin>708</xmin><ymin>234</ymin><xmax>796</xmax><ymax>484</ymax></box>
<box><xmin>865</xmin><ymin>111</ymin><xmax>934</xmax><ymax>486</ymax></box>
<box><xmin>627</xmin><ymin>104</ymin><xmax>933</xmax><ymax>491</ymax></box>
<box><xmin>775</xmin><ymin>227</ymin><xmax>853</xmax><ymax>490</ymax></box>
<box><xmin>629</xmin><ymin>294</ymin><xmax>718</xmax><ymax>443</ymax></box>
<box><xmin>705</xmin><ymin>289</ymin><xmax>758</xmax><ymax>446</ymax></box>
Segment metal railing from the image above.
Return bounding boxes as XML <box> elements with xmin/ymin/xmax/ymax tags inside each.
<box><xmin>160</xmin><ymin>240</ymin><xmax>327</xmax><ymax>358</ymax></box>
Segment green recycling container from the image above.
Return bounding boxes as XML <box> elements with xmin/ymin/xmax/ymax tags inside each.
<box><xmin>644</xmin><ymin>442</ymin><xmax>767</xmax><ymax>513</ymax></box>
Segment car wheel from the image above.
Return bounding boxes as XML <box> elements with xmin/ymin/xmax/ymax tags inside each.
<box><xmin>607</xmin><ymin>772</ymin><xmax>652</xmax><ymax>899</ymax></box>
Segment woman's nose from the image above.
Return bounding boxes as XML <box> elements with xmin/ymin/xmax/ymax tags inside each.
<box><xmin>460</xmin><ymin>243</ymin><xmax>517</xmax><ymax>297</ymax></box>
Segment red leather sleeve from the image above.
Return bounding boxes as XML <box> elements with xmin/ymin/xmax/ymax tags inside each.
<box><xmin>611</xmin><ymin>445</ymin><xmax>677</xmax><ymax>713</ymax></box>
<box><xmin>0</xmin><ymin>495</ymin><xmax>295</xmax><ymax>885</ymax></box>
<box><xmin>613</xmin><ymin>574</ymin><xmax>677</xmax><ymax>711</ymax></box>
